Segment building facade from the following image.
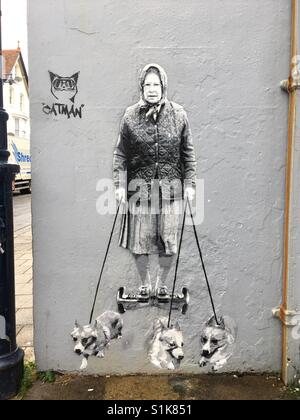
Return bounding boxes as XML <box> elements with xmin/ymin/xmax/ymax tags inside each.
<box><xmin>28</xmin><ymin>0</ymin><xmax>300</xmax><ymax>382</ymax></box>
<box><xmin>2</xmin><ymin>49</ymin><xmax>31</xmax><ymax>191</ymax></box>
<box><xmin>2</xmin><ymin>49</ymin><xmax>29</xmax><ymax>141</ymax></box>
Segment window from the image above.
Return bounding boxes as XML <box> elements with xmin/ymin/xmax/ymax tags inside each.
<box><xmin>9</xmin><ymin>87</ymin><xmax>14</xmax><ymax>105</ymax></box>
<box><xmin>15</xmin><ymin>118</ymin><xmax>20</xmax><ymax>137</ymax></box>
<box><xmin>20</xmin><ymin>94</ymin><xmax>24</xmax><ymax>111</ymax></box>
<box><xmin>22</xmin><ymin>119</ymin><xmax>27</xmax><ymax>138</ymax></box>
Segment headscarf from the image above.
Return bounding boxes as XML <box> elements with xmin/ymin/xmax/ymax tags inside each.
<box><xmin>138</xmin><ymin>63</ymin><xmax>168</xmax><ymax>120</ymax></box>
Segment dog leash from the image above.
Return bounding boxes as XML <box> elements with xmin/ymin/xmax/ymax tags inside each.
<box><xmin>90</xmin><ymin>197</ymin><xmax>219</xmax><ymax>326</ymax></box>
<box><xmin>89</xmin><ymin>201</ymin><xmax>122</xmax><ymax>324</ymax></box>
<box><xmin>187</xmin><ymin>198</ymin><xmax>220</xmax><ymax>325</ymax></box>
<box><xmin>167</xmin><ymin>199</ymin><xmax>188</xmax><ymax>328</ymax></box>
<box><xmin>168</xmin><ymin>198</ymin><xmax>220</xmax><ymax>328</ymax></box>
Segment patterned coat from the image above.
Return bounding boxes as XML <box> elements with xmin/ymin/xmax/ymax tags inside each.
<box><xmin>113</xmin><ymin>99</ymin><xmax>196</xmax><ymax>200</ymax></box>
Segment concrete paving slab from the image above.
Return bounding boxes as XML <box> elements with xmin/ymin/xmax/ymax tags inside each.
<box><xmin>16</xmin><ymin>283</ymin><xmax>33</xmax><ymax>296</ymax></box>
<box><xmin>17</xmin><ymin>325</ymin><xmax>34</xmax><ymax>347</ymax></box>
<box><xmin>16</xmin><ymin>308</ymin><xmax>33</xmax><ymax>326</ymax></box>
<box><xmin>16</xmin><ymin>295</ymin><xmax>33</xmax><ymax>309</ymax></box>
<box><xmin>15</xmin><ymin>273</ymin><xmax>32</xmax><ymax>284</ymax></box>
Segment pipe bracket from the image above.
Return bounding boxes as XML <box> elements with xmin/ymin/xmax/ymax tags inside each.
<box><xmin>280</xmin><ymin>78</ymin><xmax>300</xmax><ymax>93</ymax></box>
<box><xmin>281</xmin><ymin>56</ymin><xmax>300</xmax><ymax>93</ymax></box>
<box><xmin>272</xmin><ymin>305</ymin><xmax>300</xmax><ymax>327</ymax></box>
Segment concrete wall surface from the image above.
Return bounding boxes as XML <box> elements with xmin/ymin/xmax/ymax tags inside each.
<box><xmin>28</xmin><ymin>0</ymin><xmax>291</xmax><ymax>374</ymax></box>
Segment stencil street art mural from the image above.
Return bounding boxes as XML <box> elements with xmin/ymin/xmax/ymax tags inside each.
<box><xmin>42</xmin><ymin>71</ymin><xmax>84</xmax><ymax>119</ymax></box>
<box><xmin>28</xmin><ymin>0</ymin><xmax>297</xmax><ymax>378</ymax></box>
<box><xmin>113</xmin><ymin>63</ymin><xmax>196</xmax><ymax>316</ymax></box>
<box><xmin>71</xmin><ymin>311</ymin><xmax>123</xmax><ymax>370</ymax></box>
<box><xmin>68</xmin><ymin>62</ymin><xmax>234</xmax><ymax>372</ymax></box>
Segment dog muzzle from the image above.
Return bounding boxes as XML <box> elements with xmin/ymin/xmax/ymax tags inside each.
<box><xmin>169</xmin><ymin>347</ymin><xmax>184</xmax><ymax>360</ymax></box>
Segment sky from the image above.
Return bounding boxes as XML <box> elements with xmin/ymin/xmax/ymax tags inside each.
<box><xmin>1</xmin><ymin>0</ymin><xmax>28</xmax><ymax>70</ymax></box>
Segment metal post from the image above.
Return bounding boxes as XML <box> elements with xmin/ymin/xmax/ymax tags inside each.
<box><xmin>0</xmin><ymin>0</ymin><xmax>24</xmax><ymax>400</ymax></box>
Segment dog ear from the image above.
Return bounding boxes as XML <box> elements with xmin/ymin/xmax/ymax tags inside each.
<box><xmin>174</xmin><ymin>321</ymin><xmax>181</xmax><ymax>331</ymax></box>
<box><xmin>207</xmin><ymin>316</ymin><xmax>216</xmax><ymax>327</ymax></box>
<box><xmin>218</xmin><ymin>317</ymin><xmax>225</xmax><ymax>329</ymax></box>
<box><xmin>92</xmin><ymin>321</ymin><xmax>98</xmax><ymax>337</ymax></box>
<box><xmin>103</xmin><ymin>326</ymin><xmax>111</xmax><ymax>342</ymax></box>
<box><xmin>223</xmin><ymin>316</ymin><xmax>237</xmax><ymax>338</ymax></box>
<box><xmin>158</xmin><ymin>319</ymin><xmax>166</xmax><ymax>330</ymax></box>
<box><xmin>227</xmin><ymin>333</ymin><xmax>235</xmax><ymax>345</ymax></box>
<box><xmin>112</xmin><ymin>319</ymin><xmax>119</xmax><ymax>329</ymax></box>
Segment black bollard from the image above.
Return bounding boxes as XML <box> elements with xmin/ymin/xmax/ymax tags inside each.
<box><xmin>0</xmin><ymin>1</ymin><xmax>24</xmax><ymax>400</ymax></box>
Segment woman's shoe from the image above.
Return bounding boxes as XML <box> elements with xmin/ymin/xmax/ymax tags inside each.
<box><xmin>155</xmin><ymin>286</ymin><xmax>169</xmax><ymax>301</ymax></box>
<box><xmin>138</xmin><ymin>285</ymin><xmax>151</xmax><ymax>300</ymax></box>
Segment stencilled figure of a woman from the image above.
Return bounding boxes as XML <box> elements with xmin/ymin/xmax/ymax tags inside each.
<box><xmin>113</xmin><ymin>63</ymin><xmax>196</xmax><ymax>301</ymax></box>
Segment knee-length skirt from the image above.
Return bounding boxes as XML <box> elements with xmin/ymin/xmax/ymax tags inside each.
<box><xmin>119</xmin><ymin>198</ymin><xmax>183</xmax><ymax>256</ymax></box>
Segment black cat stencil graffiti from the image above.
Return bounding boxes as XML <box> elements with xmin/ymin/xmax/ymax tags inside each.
<box><xmin>42</xmin><ymin>71</ymin><xmax>84</xmax><ymax>119</ymax></box>
<box><xmin>42</xmin><ymin>102</ymin><xmax>84</xmax><ymax>119</ymax></box>
<box><xmin>49</xmin><ymin>71</ymin><xmax>79</xmax><ymax>103</ymax></box>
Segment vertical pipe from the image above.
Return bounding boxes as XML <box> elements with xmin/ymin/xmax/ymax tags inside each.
<box><xmin>281</xmin><ymin>0</ymin><xmax>298</xmax><ymax>385</ymax></box>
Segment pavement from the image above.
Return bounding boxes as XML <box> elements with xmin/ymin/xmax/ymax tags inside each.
<box><xmin>22</xmin><ymin>373</ymin><xmax>300</xmax><ymax>400</ymax></box>
<box><xmin>13</xmin><ymin>194</ymin><xmax>34</xmax><ymax>362</ymax></box>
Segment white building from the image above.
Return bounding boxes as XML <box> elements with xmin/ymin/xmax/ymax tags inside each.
<box><xmin>2</xmin><ymin>48</ymin><xmax>29</xmax><ymax>141</ymax></box>
<box><xmin>2</xmin><ymin>48</ymin><xmax>31</xmax><ymax>192</ymax></box>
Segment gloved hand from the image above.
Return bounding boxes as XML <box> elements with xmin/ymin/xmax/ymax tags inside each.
<box><xmin>115</xmin><ymin>187</ymin><xmax>126</xmax><ymax>203</ymax></box>
<box><xmin>184</xmin><ymin>187</ymin><xmax>195</xmax><ymax>202</ymax></box>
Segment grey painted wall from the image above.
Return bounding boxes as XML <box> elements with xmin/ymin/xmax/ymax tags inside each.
<box><xmin>28</xmin><ymin>0</ymin><xmax>291</xmax><ymax>374</ymax></box>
